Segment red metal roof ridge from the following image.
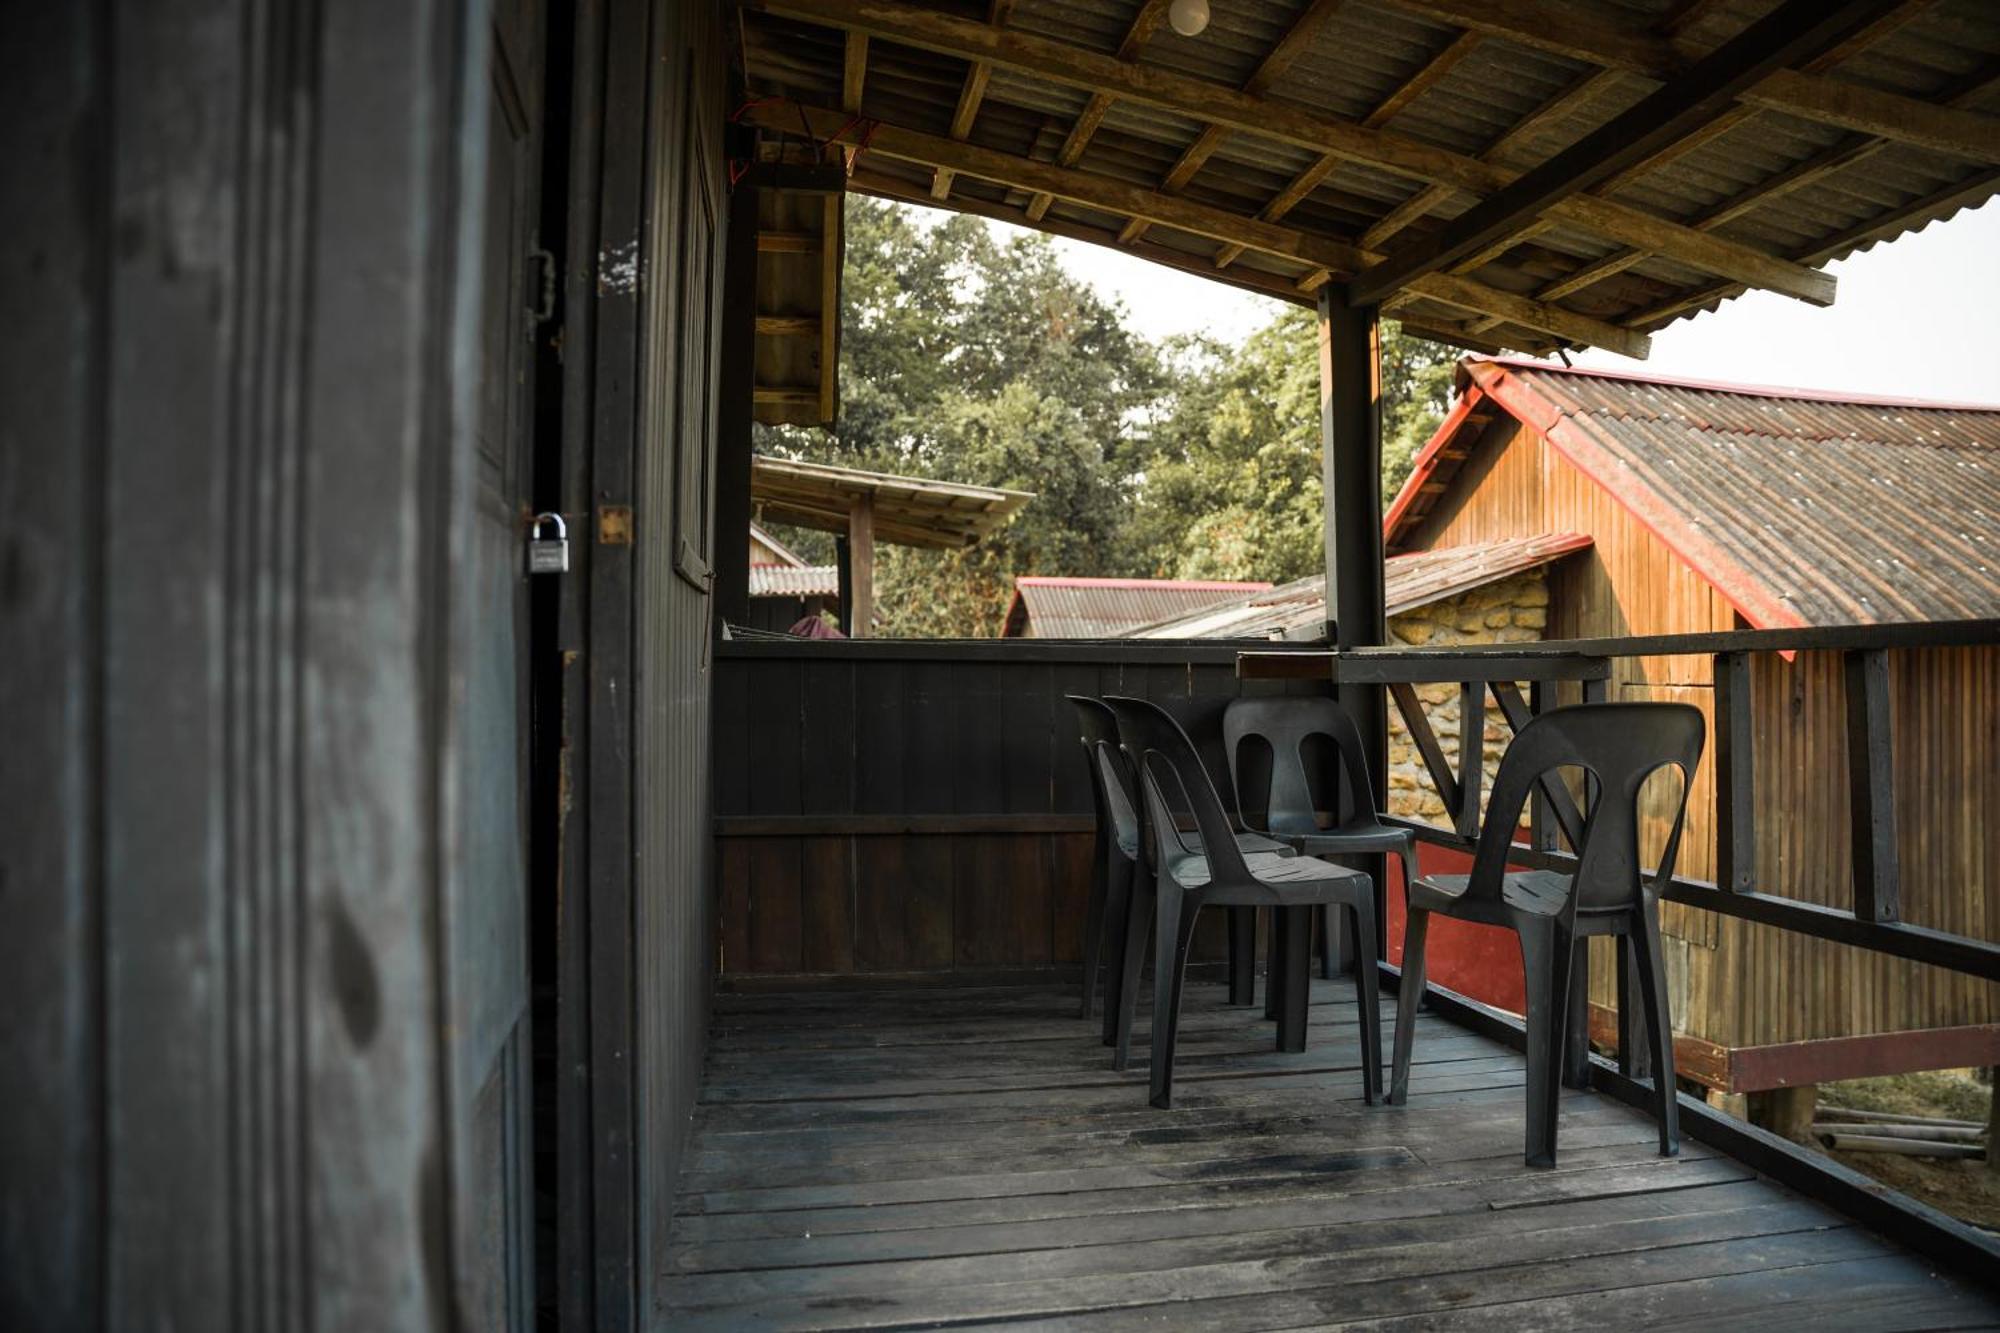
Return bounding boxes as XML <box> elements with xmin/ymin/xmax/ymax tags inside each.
<box><xmin>1474</xmin><ymin>364</ymin><xmax>1810</xmax><ymax>633</ymax></box>
<box><xmin>1011</xmin><ymin>576</ymin><xmax>1274</xmax><ymax>591</ymax></box>
<box><xmin>1467</xmin><ymin>354</ymin><xmax>2000</xmax><ymax>414</ymax></box>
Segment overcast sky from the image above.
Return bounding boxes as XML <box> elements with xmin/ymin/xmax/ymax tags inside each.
<box><xmin>1032</xmin><ymin>198</ymin><xmax>2000</xmax><ymax>404</ymax></box>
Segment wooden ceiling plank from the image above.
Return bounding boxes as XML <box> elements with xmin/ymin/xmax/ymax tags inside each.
<box><xmin>1025</xmin><ymin>0</ymin><xmax>1169</xmax><ymax>223</ymax></box>
<box><xmin>745</xmin><ymin>100</ymin><xmax>1649</xmax><ymax>355</ymax></box>
<box><xmin>842</xmin><ymin>31</ymin><xmax>868</xmax><ymax>112</ymax></box>
<box><xmin>1379</xmin><ymin>0</ymin><xmax>1999</xmax><ymax>163</ymax></box>
<box><xmin>1346</xmin><ymin>0</ymin><xmax>1894</xmax><ymax>307</ymax></box>
<box><xmin>1213</xmin><ymin>28</ymin><xmax>1481</xmax><ymax>270</ymax></box>
<box><xmin>932</xmin><ymin>0</ymin><xmax>1016</xmax><ymax>201</ymax></box>
<box><xmin>1125</xmin><ymin>0</ymin><xmax>1352</xmax><ymax>245</ymax></box>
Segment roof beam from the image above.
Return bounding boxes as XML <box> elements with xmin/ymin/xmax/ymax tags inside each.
<box><xmin>842</xmin><ymin>31</ymin><xmax>868</xmax><ymax>112</ymax></box>
<box><xmin>931</xmin><ymin>0</ymin><xmax>1015</xmax><ymax>201</ymax></box>
<box><xmin>742</xmin><ymin>99</ymin><xmax>1650</xmax><ymax>357</ymax></box>
<box><xmin>743</xmin><ymin>0</ymin><xmax>1828</xmax><ymax>307</ymax></box>
<box><xmin>1122</xmin><ymin>0</ymin><xmax>1351</xmax><ymax>246</ymax></box>
<box><xmin>1024</xmin><ymin>0</ymin><xmax>1169</xmax><ymax>223</ymax></box>
<box><xmin>1213</xmin><ymin>28</ymin><xmax>1482</xmax><ymax>270</ymax></box>
<box><xmin>1381</xmin><ymin>0</ymin><xmax>2000</xmax><ymax>163</ymax></box>
<box><xmin>1346</xmin><ymin>0</ymin><xmax>1892</xmax><ymax>307</ymax></box>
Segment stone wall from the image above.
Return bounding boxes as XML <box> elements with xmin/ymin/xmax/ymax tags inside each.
<box><xmin>1384</xmin><ymin>570</ymin><xmax>1550</xmax><ymax>823</ymax></box>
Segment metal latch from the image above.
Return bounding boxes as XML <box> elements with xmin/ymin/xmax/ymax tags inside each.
<box><xmin>526</xmin><ymin>512</ymin><xmax>569</xmax><ymax>574</ymax></box>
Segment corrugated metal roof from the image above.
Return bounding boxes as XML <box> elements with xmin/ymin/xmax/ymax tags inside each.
<box><xmin>1128</xmin><ymin>532</ymin><xmax>1592</xmax><ymax>638</ymax></box>
<box><xmin>1388</xmin><ymin>357</ymin><xmax>2000</xmax><ymax>627</ymax></box>
<box><xmin>749</xmin><ymin>563</ymin><xmax>841</xmax><ymax>598</ymax></box>
<box><xmin>739</xmin><ymin>0</ymin><xmax>2000</xmax><ymax>358</ymax></box>
<box><xmin>1002</xmin><ymin>576</ymin><xmax>1273</xmax><ymax>636</ymax></box>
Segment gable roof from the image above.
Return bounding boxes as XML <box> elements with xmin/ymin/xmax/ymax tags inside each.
<box><xmin>1129</xmin><ymin>533</ymin><xmax>1591</xmax><ymax>640</ymax></box>
<box><xmin>1386</xmin><ymin>357</ymin><xmax>2000</xmax><ymax>628</ymax></box>
<box><xmin>1002</xmin><ymin>576</ymin><xmax>1272</xmax><ymax>638</ymax></box>
<box><xmin>750</xmin><ymin>521</ymin><xmax>811</xmax><ymax>568</ymax></box>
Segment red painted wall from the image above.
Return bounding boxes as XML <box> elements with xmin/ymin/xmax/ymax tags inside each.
<box><xmin>1385</xmin><ymin>841</ymin><xmax>1529</xmax><ymax>1016</ymax></box>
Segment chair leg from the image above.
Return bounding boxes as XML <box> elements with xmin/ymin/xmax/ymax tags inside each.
<box><xmin>1264</xmin><ymin>910</ymin><xmax>1281</xmax><ymax>1021</ymax></box>
<box><xmin>1100</xmin><ymin>858</ymin><xmax>1134</xmax><ymax>1046</ymax></box>
<box><xmin>1390</xmin><ymin>905</ymin><xmax>1429</xmax><ymax>1105</ymax></box>
<box><xmin>1630</xmin><ymin>904</ymin><xmax>1681</xmax><ymax>1157</ymax></box>
<box><xmin>1518</xmin><ymin>920</ymin><xmax>1572</xmax><ymax>1167</ymax></box>
<box><xmin>1112</xmin><ymin>873</ymin><xmax>1153</xmax><ymax>1071</ymax></box>
<box><xmin>1227</xmin><ymin>906</ymin><xmax>1256</xmax><ymax>1006</ymax></box>
<box><xmin>1275</xmin><ymin>907</ymin><xmax>1311</xmax><ymax>1053</ymax></box>
<box><xmin>1350</xmin><ymin>892</ymin><xmax>1382</xmax><ymax>1105</ymax></box>
<box><xmin>1079</xmin><ymin>840</ymin><xmax>1109</xmax><ymax>1020</ymax></box>
<box><xmin>1148</xmin><ymin>882</ymin><xmax>1200</xmax><ymax>1109</ymax></box>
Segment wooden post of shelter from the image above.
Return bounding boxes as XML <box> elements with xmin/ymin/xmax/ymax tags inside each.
<box><xmin>1317</xmin><ymin>285</ymin><xmax>1388</xmax><ymax>966</ymax></box>
<box><xmin>847</xmin><ymin>494</ymin><xmax>876</xmax><ymax>637</ymax></box>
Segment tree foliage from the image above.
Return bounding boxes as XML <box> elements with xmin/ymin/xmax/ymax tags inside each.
<box><xmin>758</xmin><ymin>197</ymin><xmax>1460</xmax><ymax>636</ymax></box>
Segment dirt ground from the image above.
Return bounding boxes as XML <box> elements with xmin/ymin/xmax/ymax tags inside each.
<box><xmin>1813</xmin><ymin>1069</ymin><xmax>1998</xmax><ymax>1231</ymax></box>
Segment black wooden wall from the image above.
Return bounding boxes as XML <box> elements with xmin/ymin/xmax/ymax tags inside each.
<box><xmin>711</xmin><ymin>640</ymin><xmax>1324</xmax><ymax>981</ymax></box>
<box><xmin>557</xmin><ymin>0</ymin><xmax>732</xmax><ymax>1325</ymax></box>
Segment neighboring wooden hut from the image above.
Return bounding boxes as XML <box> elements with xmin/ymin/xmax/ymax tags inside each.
<box><xmin>1386</xmin><ymin>357</ymin><xmax>2000</xmax><ymax>1095</ymax></box>
<box><xmin>744</xmin><ymin>522</ymin><xmax>839</xmax><ymax>633</ymax></box>
<box><xmin>1002</xmin><ymin>577</ymin><xmax>1272</xmax><ymax>638</ymax></box>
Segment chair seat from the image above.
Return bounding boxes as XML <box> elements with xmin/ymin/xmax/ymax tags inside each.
<box><xmin>1132</xmin><ymin>828</ymin><xmax>1290</xmax><ymax>860</ymax></box>
<box><xmin>1172</xmin><ymin>851</ymin><xmax>1369</xmax><ymax>903</ymax></box>
<box><xmin>1278</xmin><ymin>819</ymin><xmax>1414</xmax><ymax>856</ymax></box>
<box><xmin>1409</xmin><ymin>869</ymin><xmax>1575</xmax><ymax>922</ymax></box>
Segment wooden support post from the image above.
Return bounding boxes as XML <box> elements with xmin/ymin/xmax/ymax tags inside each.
<box><xmin>846</xmin><ymin>495</ymin><xmax>875</xmax><ymax>638</ymax></box>
<box><xmin>713</xmin><ymin>158</ymin><xmax>761</xmax><ymax>627</ymax></box>
<box><xmin>1845</xmin><ymin>647</ymin><xmax>1899</xmax><ymax>922</ymax></box>
<box><xmin>1317</xmin><ymin>287</ymin><xmax>1387</xmax><ymax>960</ymax></box>
<box><xmin>1714</xmin><ymin>651</ymin><xmax>1755</xmax><ymax>891</ymax></box>
<box><xmin>1455</xmin><ymin>679</ymin><xmax>1484</xmax><ymax>839</ymax></box>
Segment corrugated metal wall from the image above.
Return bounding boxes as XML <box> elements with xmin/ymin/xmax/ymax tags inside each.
<box><xmin>1404</xmin><ymin>420</ymin><xmax>1999</xmax><ymax>1049</ymax></box>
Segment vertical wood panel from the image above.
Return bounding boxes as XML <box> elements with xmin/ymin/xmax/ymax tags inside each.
<box><xmin>799</xmin><ymin>836</ymin><xmax>854</xmax><ymax>974</ymax></box>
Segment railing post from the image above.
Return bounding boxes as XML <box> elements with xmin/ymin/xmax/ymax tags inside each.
<box><xmin>1714</xmin><ymin>651</ymin><xmax>1755</xmax><ymax>892</ymax></box>
<box><xmin>1844</xmin><ymin>648</ymin><xmax>1900</xmax><ymax>923</ymax></box>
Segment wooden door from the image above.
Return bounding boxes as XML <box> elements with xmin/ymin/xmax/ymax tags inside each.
<box><xmin>448</xmin><ymin>2</ymin><xmax>546</xmax><ymax>1326</ymax></box>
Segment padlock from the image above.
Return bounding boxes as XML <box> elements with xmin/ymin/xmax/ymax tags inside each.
<box><xmin>526</xmin><ymin>512</ymin><xmax>570</xmax><ymax>574</ymax></box>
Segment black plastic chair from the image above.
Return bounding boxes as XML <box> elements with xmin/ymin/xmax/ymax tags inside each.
<box><xmin>1390</xmin><ymin>701</ymin><xmax>1704</xmax><ymax>1167</ymax></box>
<box><xmin>1065</xmin><ymin>695</ymin><xmax>1288</xmax><ymax>1052</ymax></box>
<box><xmin>1223</xmin><ymin>697</ymin><xmax>1418</xmax><ymax>984</ymax></box>
<box><xmin>1103</xmin><ymin>695</ymin><xmax>1380</xmax><ymax>1109</ymax></box>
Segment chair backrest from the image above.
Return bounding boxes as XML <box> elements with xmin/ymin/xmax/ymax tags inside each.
<box><xmin>1471</xmin><ymin>702</ymin><xmax>1706</xmax><ymax>916</ymax></box>
<box><xmin>1102</xmin><ymin>695</ymin><xmax>1252</xmax><ymax>886</ymax></box>
<box><xmin>1222</xmin><ymin>696</ymin><xmax>1377</xmax><ymax>837</ymax></box>
<box><xmin>1064</xmin><ymin>694</ymin><xmax>1139</xmax><ymax>855</ymax></box>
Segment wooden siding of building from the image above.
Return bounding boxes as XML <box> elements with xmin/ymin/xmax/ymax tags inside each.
<box><xmin>1403</xmin><ymin>422</ymin><xmax>1999</xmax><ymax>1053</ymax></box>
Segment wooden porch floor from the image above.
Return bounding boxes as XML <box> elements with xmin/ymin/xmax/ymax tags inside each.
<box><xmin>665</xmin><ymin>977</ymin><xmax>1998</xmax><ymax>1329</ymax></box>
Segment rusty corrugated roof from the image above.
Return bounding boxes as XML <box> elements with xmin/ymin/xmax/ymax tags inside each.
<box><xmin>1127</xmin><ymin>532</ymin><xmax>1591</xmax><ymax>638</ymax></box>
<box><xmin>1389</xmin><ymin>358</ymin><xmax>2000</xmax><ymax>627</ymax></box>
<box><xmin>739</xmin><ymin>0</ymin><xmax>2000</xmax><ymax>359</ymax></box>
<box><xmin>1002</xmin><ymin>576</ymin><xmax>1273</xmax><ymax>636</ymax></box>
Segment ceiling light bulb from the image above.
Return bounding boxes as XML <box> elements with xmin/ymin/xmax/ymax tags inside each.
<box><xmin>1168</xmin><ymin>0</ymin><xmax>1210</xmax><ymax>38</ymax></box>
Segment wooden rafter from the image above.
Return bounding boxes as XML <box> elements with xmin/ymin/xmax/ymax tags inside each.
<box><xmin>741</xmin><ymin>98</ymin><xmax>1650</xmax><ymax>356</ymax></box>
<box><xmin>1212</xmin><ymin>28</ymin><xmax>1482</xmax><ymax>271</ymax></box>
<box><xmin>1498</xmin><ymin>44</ymin><xmax>1997</xmax><ymax>323</ymax></box>
<box><xmin>1119</xmin><ymin>0</ymin><xmax>1351</xmax><ymax>247</ymax></box>
<box><xmin>842</xmin><ymin>31</ymin><xmax>868</xmax><ymax>112</ymax></box>
<box><xmin>1023</xmin><ymin>0</ymin><xmax>1168</xmax><ymax>223</ymax></box>
<box><xmin>930</xmin><ymin>0</ymin><xmax>1015</xmax><ymax>201</ymax></box>
<box><xmin>1380</xmin><ymin>0</ymin><xmax>2000</xmax><ymax>162</ymax></box>
<box><xmin>1347</xmin><ymin>0</ymin><xmax>1890</xmax><ymax>307</ymax></box>
<box><xmin>742</xmin><ymin>0</ymin><xmax>1832</xmax><ymax>310</ymax></box>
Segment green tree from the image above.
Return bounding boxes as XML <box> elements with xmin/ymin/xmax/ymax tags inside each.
<box><xmin>1132</xmin><ymin>306</ymin><xmax>1456</xmax><ymax>584</ymax></box>
<box><xmin>761</xmin><ymin>197</ymin><xmax>1462</xmax><ymax>635</ymax></box>
<box><xmin>760</xmin><ymin>197</ymin><xmax>1163</xmax><ymax>635</ymax></box>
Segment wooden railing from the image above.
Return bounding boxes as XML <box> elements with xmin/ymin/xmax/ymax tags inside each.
<box><xmin>1239</xmin><ymin>618</ymin><xmax>2000</xmax><ymax>984</ymax></box>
